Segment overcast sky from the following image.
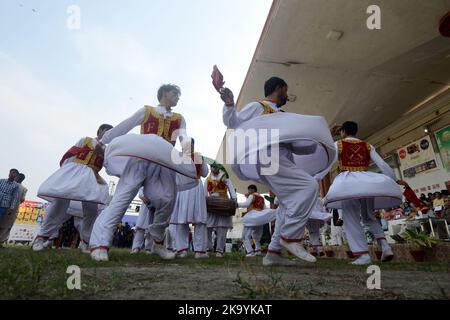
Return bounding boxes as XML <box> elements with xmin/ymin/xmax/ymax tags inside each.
<box><xmin>0</xmin><ymin>0</ymin><xmax>272</xmax><ymax>202</ymax></box>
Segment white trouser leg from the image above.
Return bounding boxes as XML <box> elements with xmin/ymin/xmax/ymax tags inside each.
<box><xmin>242</xmin><ymin>227</ymin><xmax>254</xmax><ymax>253</ymax></box>
<box><xmin>342</xmin><ymin>199</ymin><xmax>368</xmax><ymax>255</ymax></box>
<box><xmin>38</xmin><ymin>199</ymin><xmax>71</xmax><ymax>239</ymax></box>
<box><xmin>360</xmin><ymin>199</ymin><xmax>385</xmax><ymax>240</ymax></box>
<box><xmin>80</xmin><ymin>202</ymin><xmax>98</xmax><ymax>244</ymax></box>
<box><xmin>252</xmin><ymin>226</ymin><xmax>264</xmax><ymax>251</ymax></box>
<box><xmin>207</xmin><ymin>227</ymin><xmax>214</xmax><ymax>251</ymax></box>
<box><xmin>144</xmin><ymin>233</ymin><xmax>153</xmax><ymax>251</ymax></box>
<box><xmin>89</xmin><ymin>159</ymin><xmax>146</xmax><ymax>248</ymax></box>
<box><xmin>175</xmin><ymin>224</ymin><xmax>189</xmax><ymax>252</ymax></box>
<box><xmin>306</xmin><ymin>220</ymin><xmax>322</xmax><ymax>247</ymax></box>
<box><xmin>143</xmin><ymin>165</ymin><xmax>176</xmax><ymax>243</ymax></box>
<box><xmin>136</xmin><ymin>205</ymin><xmax>150</xmax><ymax>229</ymax></box>
<box><xmin>267</xmin><ymin>207</ymin><xmax>285</xmax><ymax>253</ymax></box>
<box><xmin>261</xmin><ymin>149</ymin><xmax>319</xmax><ymax>243</ymax></box>
<box><xmin>144</xmin><ymin>209</ymin><xmax>155</xmax><ymax>251</ymax></box>
<box><xmin>193</xmin><ymin>224</ymin><xmax>207</xmax><ymax>253</ymax></box>
<box><xmin>215</xmin><ymin>227</ymin><xmax>227</xmax><ymax>253</ymax></box>
<box><xmin>132</xmin><ymin>228</ymin><xmax>145</xmax><ymax>250</ymax></box>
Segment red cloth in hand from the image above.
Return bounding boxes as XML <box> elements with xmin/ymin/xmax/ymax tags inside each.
<box><xmin>403</xmin><ymin>186</ymin><xmax>425</xmax><ymax>208</ymax></box>
<box><xmin>211</xmin><ymin>65</ymin><xmax>225</xmax><ymax>92</ymax></box>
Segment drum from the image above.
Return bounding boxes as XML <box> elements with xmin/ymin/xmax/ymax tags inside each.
<box><xmin>206</xmin><ymin>196</ymin><xmax>237</xmax><ymax>216</ymax></box>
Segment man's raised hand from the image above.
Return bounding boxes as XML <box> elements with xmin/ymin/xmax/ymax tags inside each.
<box><xmin>220</xmin><ymin>87</ymin><xmax>234</xmax><ymax>107</ymax></box>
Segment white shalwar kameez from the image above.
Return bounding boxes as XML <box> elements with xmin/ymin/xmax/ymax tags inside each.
<box><xmin>305</xmin><ymin>198</ymin><xmax>332</xmax><ymax>253</ymax></box>
<box><xmin>171</xmin><ymin>158</ymin><xmax>209</xmax><ymax>253</ymax></box>
<box><xmin>238</xmin><ymin>194</ymin><xmax>267</xmax><ymax>254</ymax></box>
<box><xmin>324</xmin><ymin>137</ymin><xmax>402</xmax><ymax>255</ymax></box>
<box><xmin>223</xmin><ymin>101</ymin><xmax>336</xmax><ymax>257</ymax></box>
<box><xmin>205</xmin><ymin>171</ymin><xmax>237</xmax><ymax>254</ymax></box>
<box><xmin>89</xmin><ymin>106</ymin><xmax>195</xmax><ymax>251</ymax></box>
<box><xmin>36</xmin><ymin>137</ymin><xmax>109</xmax><ymax>243</ymax></box>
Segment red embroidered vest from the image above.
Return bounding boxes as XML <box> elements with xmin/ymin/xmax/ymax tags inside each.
<box><xmin>207</xmin><ymin>174</ymin><xmax>228</xmax><ymax>198</ymax></box>
<box><xmin>247</xmin><ymin>193</ymin><xmax>264</xmax><ymax>212</ymax></box>
<box><xmin>337</xmin><ymin>139</ymin><xmax>371</xmax><ymax>172</ymax></box>
<box><xmin>140</xmin><ymin>106</ymin><xmax>182</xmax><ymax>145</ymax></box>
<box><xmin>72</xmin><ymin>137</ymin><xmax>104</xmax><ymax>172</ymax></box>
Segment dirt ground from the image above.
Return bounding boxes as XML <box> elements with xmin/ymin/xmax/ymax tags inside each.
<box><xmin>80</xmin><ymin>261</ymin><xmax>450</xmax><ymax>300</ymax></box>
<box><xmin>1</xmin><ymin>247</ymin><xmax>449</xmax><ymax>299</ymax></box>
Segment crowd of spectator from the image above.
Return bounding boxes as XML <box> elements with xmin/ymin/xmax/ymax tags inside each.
<box><xmin>112</xmin><ymin>222</ymin><xmax>134</xmax><ymax>248</ymax></box>
<box><xmin>383</xmin><ymin>190</ymin><xmax>450</xmax><ymax>222</ymax></box>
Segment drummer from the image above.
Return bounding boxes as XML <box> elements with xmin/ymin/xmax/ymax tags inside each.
<box><xmin>205</xmin><ymin>162</ymin><xmax>237</xmax><ymax>258</ymax></box>
<box><xmin>238</xmin><ymin>185</ymin><xmax>265</xmax><ymax>257</ymax></box>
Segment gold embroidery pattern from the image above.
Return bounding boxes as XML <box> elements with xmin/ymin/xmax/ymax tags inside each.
<box><xmin>337</xmin><ymin>139</ymin><xmax>371</xmax><ymax>172</ymax></box>
<box><xmin>259</xmin><ymin>101</ymin><xmax>277</xmax><ymax>115</ymax></box>
<box><xmin>141</xmin><ymin>106</ymin><xmax>182</xmax><ymax>144</ymax></box>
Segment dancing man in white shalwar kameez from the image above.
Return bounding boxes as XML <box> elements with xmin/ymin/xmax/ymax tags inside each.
<box><xmin>205</xmin><ymin>163</ymin><xmax>237</xmax><ymax>257</ymax></box>
<box><xmin>215</xmin><ymin>71</ymin><xmax>336</xmax><ymax>266</ymax></box>
<box><xmin>33</xmin><ymin>124</ymin><xmax>113</xmax><ymax>252</ymax></box>
<box><xmin>170</xmin><ymin>140</ymin><xmax>209</xmax><ymax>258</ymax></box>
<box><xmin>90</xmin><ymin>84</ymin><xmax>190</xmax><ymax>261</ymax></box>
<box><xmin>324</xmin><ymin>121</ymin><xmax>401</xmax><ymax>265</ymax></box>
<box><xmin>238</xmin><ymin>185</ymin><xmax>266</xmax><ymax>257</ymax></box>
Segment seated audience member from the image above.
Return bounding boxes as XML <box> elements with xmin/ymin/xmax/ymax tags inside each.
<box><xmin>433</xmin><ymin>192</ymin><xmax>445</xmax><ymax>209</ymax></box>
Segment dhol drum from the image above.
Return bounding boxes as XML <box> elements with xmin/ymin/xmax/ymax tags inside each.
<box><xmin>206</xmin><ymin>196</ymin><xmax>237</xmax><ymax>216</ymax></box>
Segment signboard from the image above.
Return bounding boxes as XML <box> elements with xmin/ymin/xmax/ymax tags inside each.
<box><xmin>397</xmin><ymin>136</ymin><xmax>438</xmax><ymax>178</ymax></box>
<box><xmin>8</xmin><ymin>201</ymin><xmax>47</xmax><ymax>242</ymax></box>
<box><xmin>435</xmin><ymin>125</ymin><xmax>450</xmax><ymax>173</ymax></box>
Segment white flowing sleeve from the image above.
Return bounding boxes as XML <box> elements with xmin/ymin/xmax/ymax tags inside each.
<box><xmin>138</xmin><ymin>187</ymin><xmax>145</xmax><ymax>200</ymax></box>
<box><xmin>226</xmin><ymin>178</ymin><xmax>237</xmax><ymax>200</ymax></box>
<box><xmin>238</xmin><ymin>195</ymin><xmax>253</xmax><ymax>208</ymax></box>
<box><xmin>222</xmin><ymin>101</ymin><xmax>264</xmax><ymax>129</ymax></box>
<box><xmin>314</xmin><ymin>142</ymin><xmax>338</xmax><ymax>181</ymax></box>
<box><xmin>200</xmin><ymin>161</ymin><xmax>209</xmax><ymax>178</ymax></box>
<box><xmin>274</xmin><ymin>196</ymin><xmax>279</xmax><ymax>206</ymax></box>
<box><xmin>204</xmin><ymin>179</ymin><xmax>209</xmax><ymax>197</ymax></box>
<box><xmin>100</xmin><ymin>107</ymin><xmax>146</xmax><ymax>144</ymax></box>
<box><xmin>369</xmin><ymin>144</ymin><xmax>396</xmax><ymax>180</ymax></box>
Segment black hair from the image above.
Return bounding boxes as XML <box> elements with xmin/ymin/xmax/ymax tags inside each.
<box><xmin>17</xmin><ymin>173</ymin><xmax>25</xmax><ymax>182</ymax></box>
<box><xmin>10</xmin><ymin>168</ymin><xmax>19</xmax><ymax>174</ymax></box>
<box><xmin>97</xmin><ymin>124</ymin><xmax>113</xmax><ymax>136</ymax></box>
<box><xmin>157</xmin><ymin>84</ymin><xmax>181</xmax><ymax>102</ymax></box>
<box><xmin>341</xmin><ymin>121</ymin><xmax>358</xmax><ymax>136</ymax></box>
<box><xmin>264</xmin><ymin>77</ymin><xmax>287</xmax><ymax>97</ymax></box>
<box><xmin>248</xmin><ymin>184</ymin><xmax>257</xmax><ymax>192</ymax></box>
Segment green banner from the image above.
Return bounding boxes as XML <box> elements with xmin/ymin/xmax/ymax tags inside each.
<box><xmin>435</xmin><ymin>125</ymin><xmax>450</xmax><ymax>173</ymax></box>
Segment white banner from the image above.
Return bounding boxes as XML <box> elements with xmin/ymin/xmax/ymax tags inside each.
<box><xmin>397</xmin><ymin>136</ymin><xmax>438</xmax><ymax>178</ymax></box>
<box><xmin>8</xmin><ymin>224</ymin><xmax>39</xmax><ymax>242</ymax></box>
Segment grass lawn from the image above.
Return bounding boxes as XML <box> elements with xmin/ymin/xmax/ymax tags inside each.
<box><xmin>1</xmin><ymin>245</ymin><xmax>449</xmax><ymax>299</ymax></box>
